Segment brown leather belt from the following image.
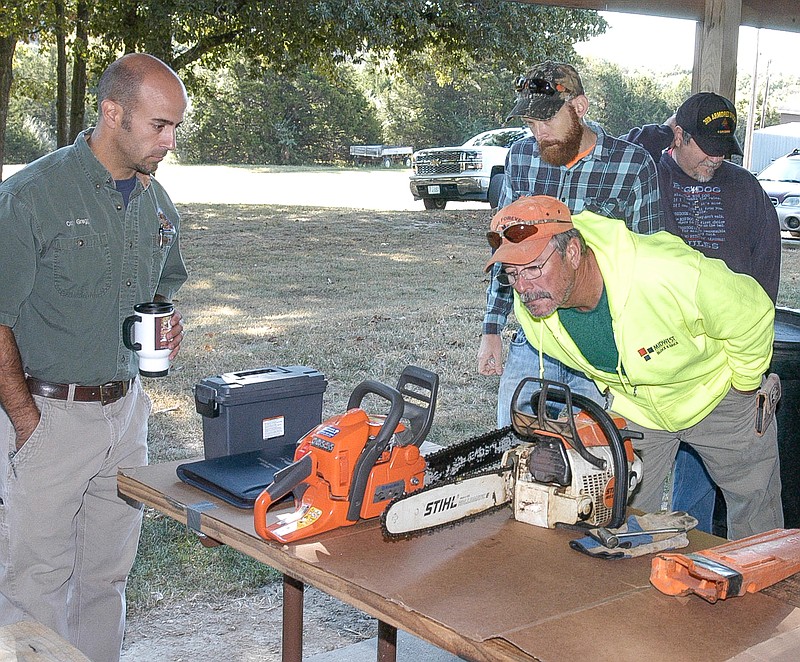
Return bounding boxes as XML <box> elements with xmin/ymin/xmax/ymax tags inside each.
<box><xmin>26</xmin><ymin>376</ymin><xmax>134</xmax><ymax>406</ymax></box>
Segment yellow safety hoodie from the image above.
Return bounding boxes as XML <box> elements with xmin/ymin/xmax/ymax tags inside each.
<box><xmin>514</xmin><ymin>210</ymin><xmax>775</xmax><ymax>431</ymax></box>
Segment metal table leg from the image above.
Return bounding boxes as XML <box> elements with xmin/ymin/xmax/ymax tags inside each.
<box><xmin>377</xmin><ymin>620</ymin><xmax>397</xmax><ymax>662</ymax></box>
<box><xmin>282</xmin><ymin>574</ymin><xmax>304</xmax><ymax>662</ymax></box>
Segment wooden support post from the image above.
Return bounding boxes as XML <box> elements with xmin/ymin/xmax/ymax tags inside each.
<box><xmin>692</xmin><ymin>0</ymin><xmax>742</xmax><ymax>100</ymax></box>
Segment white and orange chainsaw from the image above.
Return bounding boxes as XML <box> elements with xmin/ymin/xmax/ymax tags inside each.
<box><xmin>381</xmin><ymin>378</ymin><xmax>644</xmax><ymax>539</ymax></box>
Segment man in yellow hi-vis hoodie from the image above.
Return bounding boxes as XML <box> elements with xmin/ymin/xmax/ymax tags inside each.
<box><xmin>485</xmin><ymin>195</ymin><xmax>782</xmax><ymax>540</ymax></box>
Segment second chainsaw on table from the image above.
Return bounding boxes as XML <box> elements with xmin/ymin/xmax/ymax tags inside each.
<box><xmin>381</xmin><ymin>378</ymin><xmax>644</xmax><ymax>539</ymax></box>
<box><xmin>253</xmin><ymin>365</ymin><xmax>439</xmax><ymax>543</ymax></box>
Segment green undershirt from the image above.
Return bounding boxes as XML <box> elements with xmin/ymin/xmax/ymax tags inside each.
<box><xmin>558</xmin><ymin>286</ymin><xmax>619</xmax><ymax>374</ymax></box>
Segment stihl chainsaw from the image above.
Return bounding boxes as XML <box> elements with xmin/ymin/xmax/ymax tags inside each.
<box><xmin>253</xmin><ymin>365</ymin><xmax>439</xmax><ymax>543</ymax></box>
<box><xmin>381</xmin><ymin>378</ymin><xmax>644</xmax><ymax>539</ymax></box>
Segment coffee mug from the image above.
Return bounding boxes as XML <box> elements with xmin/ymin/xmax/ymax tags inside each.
<box><xmin>123</xmin><ymin>301</ymin><xmax>174</xmax><ymax>377</ymax></box>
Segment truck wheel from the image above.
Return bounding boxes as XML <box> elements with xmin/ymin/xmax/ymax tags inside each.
<box><xmin>488</xmin><ymin>173</ymin><xmax>504</xmax><ymax>209</ymax></box>
<box><xmin>383</xmin><ymin>156</ymin><xmax>393</xmax><ymax>168</ymax></box>
<box><xmin>423</xmin><ymin>198</ymin><xmax>447</xmax><ymax>210</ymax></box>
<box><xmin>404</xmin><ymin>157</ymin><xmax>412</xmax><ymax>167</ymax></box>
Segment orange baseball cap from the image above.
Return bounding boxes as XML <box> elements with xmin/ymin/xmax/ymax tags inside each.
<box><xmin>485</xmin><ymin>196</ymin><xmax>573</xmax><ymax>271</ymax></box>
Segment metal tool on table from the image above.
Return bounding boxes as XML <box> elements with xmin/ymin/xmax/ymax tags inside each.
<box><xmin>589</xmin><ymin>525</ymin><xmax>688</xmax><ymax>549</ymax></box>
<box><xmin>381</xmin><ymin>378</ymin><xmax>644</xmax><ymax>539</ymax></box>
<box><xmin>253</xmin><ymin>365</ymin><xmax>439</xmax><ymax>543</ymax></box>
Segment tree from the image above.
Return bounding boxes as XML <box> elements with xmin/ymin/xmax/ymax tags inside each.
<box><xmin>0</xmin><ymin>1</ymin><xmax>606</xmax><ymax>168</ymax></box>
<box><xmin>179</xmin><ymin>56</ymin><xmax>383</xmax><ymax>165</ymax></box>
<box><xmin>0</xmin><ymin>2</ymin><xmax>51</xmax><ymax>179</ymax></box>
<box><xmin>580</xmin><ymin>60</ymin><xmax>679</xmax><ymax>136</ymax></box>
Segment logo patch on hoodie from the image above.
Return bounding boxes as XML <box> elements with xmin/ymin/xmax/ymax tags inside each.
<box><xmin>638</xmin><ymin>336</ymin><xmax>678</xmax><ymax>361</ymax></box>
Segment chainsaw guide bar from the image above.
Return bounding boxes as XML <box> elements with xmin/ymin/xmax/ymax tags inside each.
<box><xmin>381</xmin><ymin>426</ymin><xmax>524</xmax><ymax>540</ymax></box>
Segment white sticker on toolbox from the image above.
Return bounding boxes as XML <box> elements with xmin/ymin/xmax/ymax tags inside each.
<box><xmin>262</xmin><ymin>415</ymin><xmax>285</xmax><ymax>440</ymax></box>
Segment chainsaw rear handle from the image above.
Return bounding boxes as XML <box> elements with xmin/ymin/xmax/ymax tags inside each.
<box><xmin>395</xmin><ymin>365</ymin><xmax>439</xmax><ymax>447</ymax></box>
<box><xmin>253</xmin><ymin>454</ymin><xmax>314</xmax><ymax>539</ymax></box>
<box><xmin>345</xmin><ymin>379</ymin><xmax>406</xmax><ymax>522</ymax></box>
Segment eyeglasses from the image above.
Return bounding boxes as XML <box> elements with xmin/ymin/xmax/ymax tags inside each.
<box><xmin>514</xmin><ymin>77</ymin><xmax>566</xmax><ymax>97</ymax></box>
<box><xmin>496</xmin><ymin>247</ymin><xmax>558</xmax><ymax>286</ymax></box>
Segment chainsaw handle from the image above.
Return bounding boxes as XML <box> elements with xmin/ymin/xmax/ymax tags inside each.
<box><xmin>347</xmin><ymin>379</ymin><xmax>405</xmax><ymax>447</ymax></box>
<box><xmin>253</xmin><ymin>454</ymin><xmax>314</xmax><ymax>540</ymax></box>
<box><xmin>395</xmin><ymin>365</ymin><xmax>439</xmax><ymax>447</ymax></box>
<box><xmin>345</xmin><ymin>379</ymin><xmax>405</xmax><ymax>522</ymax></box>
<box><xmin>567</xmin><ymin>393</ymin><xmax>629</xmax><ymax>530</ymax></box>
<box><xmin>514</xmin><ymin>378</ymin><xmax>605</xmax><ymax>471</ymax></box>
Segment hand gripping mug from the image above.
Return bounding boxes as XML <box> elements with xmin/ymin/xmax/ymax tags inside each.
<box><xmin>123</xmin><ymin>301</ymin><xmax>174</xmax><ymax>377</ymax></box>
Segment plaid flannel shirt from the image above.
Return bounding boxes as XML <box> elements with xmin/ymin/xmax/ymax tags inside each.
<box><xmin>483</xmin><ymin>121</ymin><xmax>664</xmax><ymax>334</ymax></box>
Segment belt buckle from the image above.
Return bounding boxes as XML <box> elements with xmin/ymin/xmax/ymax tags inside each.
<box><xmin>98</xmin><ymin>382</ymin><xmax>118</xmax><ymax>406</ymax></box>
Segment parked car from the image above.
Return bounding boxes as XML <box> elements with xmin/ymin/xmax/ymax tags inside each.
<box><xmin>409</xmin><ymin>127</ymin><xmax>531</xmax><ymax>210</ymax></box>
<box><xmin>757</xmin><ymin>148</ymin><xmax>800</xmax><ymax>237</ymax></box>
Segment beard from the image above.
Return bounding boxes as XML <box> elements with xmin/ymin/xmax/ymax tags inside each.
<box><xmin>519</xmin><ymin>290</ymin><xmax>558</xmax><ymax>319</ymax></box>
<box><xmin>692</xmin><ymin>160</ymin><xmax>722</xmax><ymax>183</ymax></box>
<box><xmin>538</xmin><ymin>105</ymin><xmax>583</xmax><ymax>167</ymax></box>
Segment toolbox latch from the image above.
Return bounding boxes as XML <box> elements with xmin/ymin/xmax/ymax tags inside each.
<box><xmin>194</xmin><ymin>384</ymin><xmax>219</xmax><ymax>418</ymax></box>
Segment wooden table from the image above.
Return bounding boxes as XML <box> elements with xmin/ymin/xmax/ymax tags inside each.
<box><xmin>0</xmin><ymin>620</ymin><xmax>90</xmax><ymax>661</ymax></box>
<box><xmin>118</xmin><ymin>461</ymin><xmax>800</xmax><ymax>662</ymax></box>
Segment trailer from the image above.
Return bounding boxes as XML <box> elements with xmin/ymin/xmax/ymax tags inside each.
<box><xmin>349</xmin><ymin>144</ymin><xmax>414</xmax><ymax>168</ymax></box>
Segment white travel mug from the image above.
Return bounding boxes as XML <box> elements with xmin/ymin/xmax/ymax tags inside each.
<box><xmin>123</xmin><ymin>301</ymin><xmax>174</xmax><ymax>377</ymax></box>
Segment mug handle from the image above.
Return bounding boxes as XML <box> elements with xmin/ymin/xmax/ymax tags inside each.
<box><xmin>122</xmin><ymin>315</ymin><xmax>142</xmax><ymax>351</ymax></box>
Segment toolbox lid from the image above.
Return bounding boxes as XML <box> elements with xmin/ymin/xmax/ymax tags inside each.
<box><xmin>194</xmin><ymin>366</ymin><xmax>327</xmax><ymax>411</ymax></box>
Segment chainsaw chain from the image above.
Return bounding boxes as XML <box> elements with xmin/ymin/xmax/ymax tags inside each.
<box><xmin>423</xmin><ymin>425</ymin><xmax>522</xmax><ymax>484</ymax></box>
<box><xmin>380</xmin><ymin>426</ymin><xmax>524</xmax><ymax>541</ymax></box>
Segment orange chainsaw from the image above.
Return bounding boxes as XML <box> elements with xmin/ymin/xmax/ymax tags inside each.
<box><xmin>253</xmin><ymin>365</ymin><xmax>439</xmax><ymax>543</ymax></box>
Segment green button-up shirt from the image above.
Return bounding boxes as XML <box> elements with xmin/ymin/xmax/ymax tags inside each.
<box><xmin>0</xmin><ymin>130</ymin><xmax>188</xmax><ymax>384</ymax></box>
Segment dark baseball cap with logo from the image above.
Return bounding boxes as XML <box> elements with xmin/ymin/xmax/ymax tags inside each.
<box><xmin>505</xmin><ymin>61</ymin><xmax>584</xmax><ymax>122</ymax></box>
<box><xmin>675</xmin><ymin>92</ymin><xmax>743</xmax><ymax>157</ymax></box>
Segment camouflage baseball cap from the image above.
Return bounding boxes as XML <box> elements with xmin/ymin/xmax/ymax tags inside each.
<box><xmin>506</xmin><ymin>61</ymin><xmax>584</xmax><ymax>122</ymax></box>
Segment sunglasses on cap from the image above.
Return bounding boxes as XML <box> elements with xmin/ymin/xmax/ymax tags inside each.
<box><xmin>486</xmin><ymin>222</ymin><xmax>553</xmax><ymax>250</ymax></box>
<box><xmin>514</xmin><ymin>76</ymin><xmax>567</xmax><ymax>96</ymax></box>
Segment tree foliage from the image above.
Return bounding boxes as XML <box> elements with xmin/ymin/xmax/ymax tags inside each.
<box><xmin>0</xmin><ymin>1</ymin><xmax>606</xmax><ymax>169</ymax></box>
<box><xmin>580</xmin><ymin>60</ymin><xmax>679</xmax><ymax>136</ymax></box>
<box><xmin>179</xmin><ymin>56</ymin><xmax>382</xmax><ymax>165</ymax></box>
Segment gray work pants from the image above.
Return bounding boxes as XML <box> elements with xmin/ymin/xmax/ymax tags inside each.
<box><xmin>0</xmin><ymin>381</ymin><xmax>150</xmax><ymax>662</ymax></box>
<box><xmin>625</xmin><ymin>385</ymin><xmax>783</xmax><ymax>540</ymax></box>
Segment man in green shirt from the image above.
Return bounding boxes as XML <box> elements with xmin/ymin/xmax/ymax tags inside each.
<box><xmin>0</xmin><ymin>53</ymin><xmax>188</xmax><ymax>661</ymax></box>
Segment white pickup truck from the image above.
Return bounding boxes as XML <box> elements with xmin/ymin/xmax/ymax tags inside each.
<box><xmin>409</xmin><ymin>127</ymin><xmax>531</xmax><ymax>210</ymax></box>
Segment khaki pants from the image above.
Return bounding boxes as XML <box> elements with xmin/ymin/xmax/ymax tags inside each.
<box><xmin>0</xmin><ymin>381</ymin><xmax>150</xmax><ymax>662</ymax></box>
<box><xmin>625</xmin><ymin>386</ymin><xmax>783</xmax><ymax>540</ymax></box>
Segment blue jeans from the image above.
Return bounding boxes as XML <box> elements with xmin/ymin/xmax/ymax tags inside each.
<box><xmin>672</xmin><ymin>443</ymin><xmax>716</xmax><ymax>533</ymax></box>
<box><xmin>497</xmin><ymin>328</ymin><xmax>605</xmax><ymax>427</ymax></box>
